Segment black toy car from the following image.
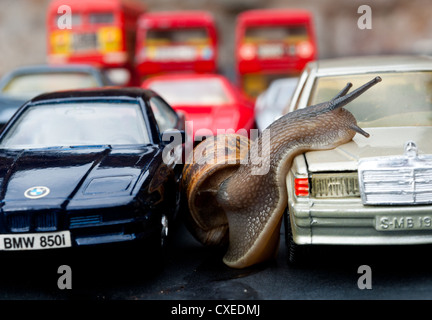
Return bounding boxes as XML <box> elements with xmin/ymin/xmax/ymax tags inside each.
<box><xmin>0</xmin><ymin>87</ymin><xmax>185</xmax><ymax>253</ymax></box>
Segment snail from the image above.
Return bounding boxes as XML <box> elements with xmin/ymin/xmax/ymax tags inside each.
<box><xmin>182</xmin><ymin>76</ymin><xmax>382</xmax><ymax>269</ymax></box>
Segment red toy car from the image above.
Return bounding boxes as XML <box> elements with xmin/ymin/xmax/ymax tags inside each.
<box><xmin>142</xmin><ymin>73</ymin><xmax>255</xmax><ymax>142</ymax></box>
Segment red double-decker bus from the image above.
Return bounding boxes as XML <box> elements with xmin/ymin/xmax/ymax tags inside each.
<box><xmin>235</xmin><ymin>9</ymin><xmax>317</xmax><ymax>99</ymax></box>
<box><xmin>135</xmin><ymin>11</ymin><xmax>218</xmax><ymax>79</ymax></box>
<box><xmin>46</xmin><ymin>0</ymin><xmax>145</xmax><ymax>85</ymax></box>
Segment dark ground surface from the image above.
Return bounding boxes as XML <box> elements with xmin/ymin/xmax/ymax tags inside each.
<box><xmin>0</xmin><ymin>218</ymin><xmax>432</xmax><ymax>301</ymax></box>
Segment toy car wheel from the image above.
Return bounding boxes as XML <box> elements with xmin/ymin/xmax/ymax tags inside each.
<box><xmin>284</xmin><ymin>208</ymin><xmax>310</xmax><ymax>266</ymax></box>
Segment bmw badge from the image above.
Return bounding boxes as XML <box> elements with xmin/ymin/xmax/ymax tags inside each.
<box><xmin>24</xmin><ymin>186</ymin><xmax>50</xmax><ymax>199</ymax></box>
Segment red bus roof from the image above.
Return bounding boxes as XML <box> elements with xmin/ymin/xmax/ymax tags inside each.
<box><xmin>237</xmin><ymin>9</ymin><xmax>313</xmax><ymax>26</ymax></box>
<box><xmin>138</xmin><ymin>10</ymin><xmax>216</xmax><ymax>29</ymax></box>
<box><xmin>47</xmin><ymin>0</ymin><xmax>145</xmax><ymax>14</ymax></box>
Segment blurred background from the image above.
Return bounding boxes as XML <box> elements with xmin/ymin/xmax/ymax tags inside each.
<box><xmin>1</xmin><ymin>0</ymin><xmax>432</xmax><ymax>79</ymax></box>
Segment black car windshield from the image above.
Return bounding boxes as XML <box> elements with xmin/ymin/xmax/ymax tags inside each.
<box><xmin>307</xmin><ymin>71</ymin><xmax>432</xmax><ymax>127</ymax></box>
<box><xmin>0</xmin><ymin>102</ymin><xmax>150</xmax><ymax>148</ymax></box>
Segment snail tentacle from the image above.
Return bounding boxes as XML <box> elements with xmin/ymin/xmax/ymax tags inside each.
<box><xmin>332</xmin><ymin>82</ymin><xmax>353</xmax><ymax>100</ymax></box>
<box><xmin>326</xmin><ymin>76</ymin><xmax>382</xmax><ymax>111</ymax></box>
<box><xmin>349</xmin><ymin>123</ymin><xmax>370</xmax><ymax>138</ymax></box>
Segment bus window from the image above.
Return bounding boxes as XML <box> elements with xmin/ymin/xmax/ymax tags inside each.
<box><xmin>53</xmin><ymin>13</ymin><xmax>82</xmax><ymax>27</ymax></box>
<box><xmin>89</xmin><ymin>12</ymin><xmax>115</xmax><ymax>24</ymax></box>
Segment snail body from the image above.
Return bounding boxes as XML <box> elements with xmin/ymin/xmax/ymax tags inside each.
<box><xmin>182</xmin><ymin>77</ymin><xmax>382</xmax><ymax>269</ymax></box>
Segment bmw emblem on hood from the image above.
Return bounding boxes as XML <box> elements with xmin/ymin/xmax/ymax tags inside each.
<box><xmin>24</xmin><ymin>186</ymin><xmax>50</xmax><ymax>199</ymax></box>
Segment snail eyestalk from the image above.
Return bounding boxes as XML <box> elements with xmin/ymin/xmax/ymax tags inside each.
<box><xmin>332</xmin><ymin>82</ymin><xmax>353</xmax><ymax>100</ymax></box>
<box><xmin>327</xmin><ymin>76</ymin><xmax>382</xmax><ymax>111</ymax></box>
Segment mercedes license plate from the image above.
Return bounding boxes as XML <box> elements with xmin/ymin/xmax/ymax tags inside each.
<box><xmin>376</xmin><ymin>215</ymin><xmax>432</xmax><ymax>231</ymax></box>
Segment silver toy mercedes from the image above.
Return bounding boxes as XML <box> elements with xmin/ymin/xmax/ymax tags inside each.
<box><xmin>284</xmin><ymin>55</ymin><xmax>432</xmax><ymax>263</ymax></box>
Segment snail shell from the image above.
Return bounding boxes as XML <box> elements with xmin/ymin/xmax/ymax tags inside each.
<box><xmin>182</xmin><ymin>134</ymin><xmax>251</xmax><ymax>247</ymax></box>
<box><xmin>182</xmin><ymin>77</ymin><xmax>382</xmax><ymax>268</ymax></box>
